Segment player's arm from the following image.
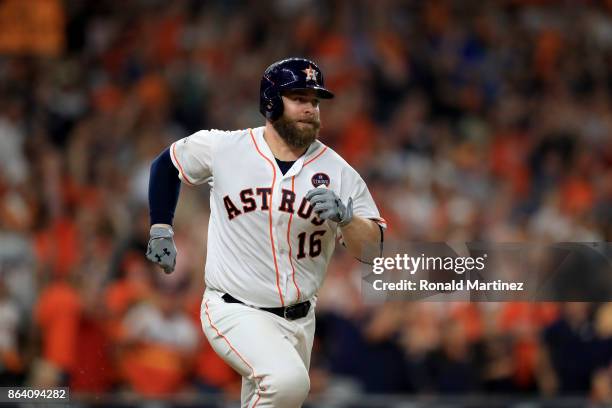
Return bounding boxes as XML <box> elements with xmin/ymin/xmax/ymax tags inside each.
<box><xmin>305</xmin><ymin>188</ymin><xmax>383</xmax><ymax>263</ymax></box>
<box><xmin>337</xmin><ymin>216</ymin><xmax>382</xmax><ymax>262</ymax></box>
<box><xmin>146</xmin><ymin>130</ymin><xmax>217</xmax><ymax>272</ymax></box>
<box><xmin>146</xmin><ymin>147</ymin><xmax>181</xmax><ymax>273</ymax></box>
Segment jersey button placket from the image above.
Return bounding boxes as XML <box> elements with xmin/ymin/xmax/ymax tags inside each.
<box><xmin>275</xmin><ymin>178</ymin><xmax>290</xmax><ymax>295</ymax></box>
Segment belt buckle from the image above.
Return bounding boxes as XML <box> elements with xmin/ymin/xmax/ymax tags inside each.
<box><xmin>283</xmin><ymin>302</ymin><xmax>309</xmax><ymax>320</ymax></box>
<box><xmin>284</xmin><ymin>304</ymin><xmax>302</xmax><ymax>320</ymax></box>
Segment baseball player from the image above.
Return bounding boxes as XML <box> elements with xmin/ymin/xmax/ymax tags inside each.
<box><xmin>146</xmin><ymin>57</ymin><xmax>386</xmax><ymax>407</ymax></box>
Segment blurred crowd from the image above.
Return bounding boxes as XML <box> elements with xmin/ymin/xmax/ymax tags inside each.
<box><xmin>0</xmin><ymin>0</ymin><xmax>611</xmax><ymax>404</ymax></box>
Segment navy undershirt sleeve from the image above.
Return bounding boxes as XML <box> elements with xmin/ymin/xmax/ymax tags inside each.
<box><xmin>149</xmin><ymin>148</ymin><xmax>181</xmax><ymax>225</ymax></box>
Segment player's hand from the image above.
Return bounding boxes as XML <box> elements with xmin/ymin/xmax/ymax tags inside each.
<box><xmin>145</xmin><ymin>225</ymin><xmax>177</xmax><ymax>274</ymax></box>
<box><xmin>305</xmin><ymin>187</ymin><xmax>353</xmax><ymax>226</ymax></box>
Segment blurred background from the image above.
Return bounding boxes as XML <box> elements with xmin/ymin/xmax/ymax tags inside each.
<box><xmin>0</xmin><ymin>0</ymin><xmax>611</xmax><ymax>407</ymax></box>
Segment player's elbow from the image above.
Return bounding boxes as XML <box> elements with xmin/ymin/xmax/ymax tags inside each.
<box><xmin>342</xmin><ymin>219</ymin><xmax>383</xmax><ymax>263</ymax></box>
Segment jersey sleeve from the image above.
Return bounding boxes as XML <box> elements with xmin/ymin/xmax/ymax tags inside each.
<box><xmin>169</xmin><ymin>130</ymin><xmax>219</xmax><ymax>185</ymax></box>
<box><xmin>341</xmin><ymin>168</ymin><xmax>387</xmax><ymax>229</ymax></box>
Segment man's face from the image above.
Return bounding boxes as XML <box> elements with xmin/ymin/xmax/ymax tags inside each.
<box><xmin>273</xmin><ymin>89</ymin><xmax>321</xmax><ymax>149</ymax></box>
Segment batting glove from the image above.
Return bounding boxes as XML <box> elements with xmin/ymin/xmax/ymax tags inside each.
<box><xmin>145</xmin><ymin>225</ymin><xmax>177</xmax><ymax>274</ymax></box>
<box><xmin>305</xmin><ymin>188</ymin><xmax>353</xmax><ymax>227</ymax></box>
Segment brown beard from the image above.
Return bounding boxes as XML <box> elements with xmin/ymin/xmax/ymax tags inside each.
<box><xmin>272</xmin><ymin>115</ymin><xmax>321</xmax><ymax>149</ymax></box>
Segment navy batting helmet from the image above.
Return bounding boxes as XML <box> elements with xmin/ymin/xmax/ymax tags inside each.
<box><xmin>260</xmin><ymin>57</ymin><xmax>334</xmax><ymax>121</ymax></box>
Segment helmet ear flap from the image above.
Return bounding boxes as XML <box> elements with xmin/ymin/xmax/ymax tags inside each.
<box><xmin>260</xmin><ymin>74</ymin><xmax>284</xmax><ymax>121</ymax></box>
<box><xmin>266</xmin><ymin>93</ymin><xmax>283</xmax><ymax>121</ymax></box>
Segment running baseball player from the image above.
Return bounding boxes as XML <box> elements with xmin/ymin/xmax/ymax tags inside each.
<box><xmin>146</xmin><ymin>57</ymin><xmax>386</xmax><ymax>407</ymax></box>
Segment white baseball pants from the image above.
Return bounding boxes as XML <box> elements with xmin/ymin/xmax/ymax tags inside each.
<box><xmin>201</xmin><ymin>288</ymin><xmax>316</xmax><ymax>408</ymax></box>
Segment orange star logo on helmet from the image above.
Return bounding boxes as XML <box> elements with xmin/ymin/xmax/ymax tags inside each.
<box><xmin>303</xmin><ymin>65</ymin><xmax>317</xmax><ymax>83</ymax></box>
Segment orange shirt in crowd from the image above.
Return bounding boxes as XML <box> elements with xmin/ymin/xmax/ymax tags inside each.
<box><xmin>490</xmin><ymin>132</ymin><xmax>531</xmax><ymax>197</ymax></box>
<box><xmin>35</xmin><ymin>280</ymin><xmax>81</xmax><ymax>372</ymax></box>
<box><xmin>0</xmin><ymin>0</ymin><xmax>64</xmax><ymax>56</ymax></box>
<box><xmin>121</xmin><ymin>344</ymin><xmax>190</xmax><ymax>397</ymax></box>
<box><xmin>338</xmin><ymin>116</ymin><xmax>377</xmax><ymax>168</ymax></box>
<box><xmin>450</xmin><ymin>303</ymin><xmax>483</xmax><ymax>342</ymax></box>
<box><xmin>34</xmin><ymin>217</ymin><xmax>80</xmax><ymax>278</ymax></box>
<box><xmin>499</xmin><ymin>302</ymin><xmax>560</xmax><ymax>388</ymax></box>
<box><xmin>69</xmin><ymin>316</ymin><xmax>115</xmax><ymax>392</ymax></box>
<box><xmin>561</xmin><ymin>176</ymin><xmax>594</xmax><ymax>216</ymax></box>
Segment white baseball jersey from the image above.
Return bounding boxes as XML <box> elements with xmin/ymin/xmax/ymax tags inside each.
<box><xmin>170</xmin><ymin>126</ymin><xmax>386</xmax><ymax>308</ymax></box>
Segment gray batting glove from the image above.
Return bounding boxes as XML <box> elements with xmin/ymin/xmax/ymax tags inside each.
<box><xmin>145</xmin><ymin>225</ymin><xmax>177</xmax><ymax>274</ymax></box>
<box><xmin>305</xmin><ymin>188</ymin><xmax>353</xmax><ymax>227</ymax></box>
